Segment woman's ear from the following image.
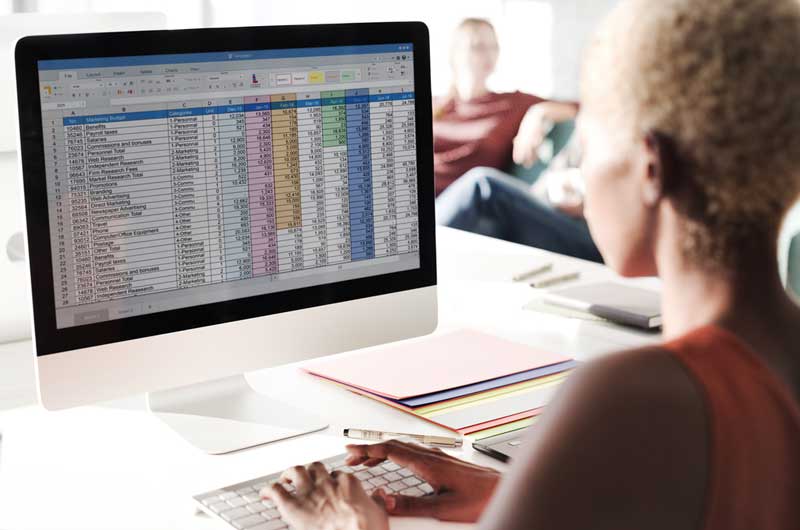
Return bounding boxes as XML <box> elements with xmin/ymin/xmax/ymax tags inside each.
<box><xmin>640</xmin><ymin>131</ymin><xmax>680</xmax><ymax>207</ymax></box>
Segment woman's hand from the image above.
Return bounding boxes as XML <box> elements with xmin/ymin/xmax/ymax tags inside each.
<box><xmin>346</xmin><ymin>440</ymin><xmax>501</xmax><ymax>522</ymax></box>
<box><xmin>261</xmin><ymin>462</ymin><xmax>389</xmax><ymax>530</ymax></box>
<box><xmin>513</xmin><ymin>104</ymin><xmax>551</xmax><ymax>168</ymax></box>
<box><xmin>513</xmin><ymin>101</ymin><xmax>580</xmax><ymax>168</ymax></box>
<box><xmin>546</xmin><ymin>168</ymin><xmax>585</xmax><ymax>218</ymax></box>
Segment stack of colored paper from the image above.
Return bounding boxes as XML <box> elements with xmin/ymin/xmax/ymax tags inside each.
<box><xmin>304</xmin><ymin>330</ymin><xmax>578</xmax><ymax>437</ymax></box>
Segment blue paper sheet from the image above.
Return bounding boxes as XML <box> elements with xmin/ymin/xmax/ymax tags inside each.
<box><xmin>398</xmin><ymin>360</ymin><xmax>579</xmax><ymax>407</ymax></box>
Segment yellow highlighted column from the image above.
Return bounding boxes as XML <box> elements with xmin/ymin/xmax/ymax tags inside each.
<box><xmin>271</xmin><ymin>93</ymin><xmax>301</xmax><ymax>230</ymax></box>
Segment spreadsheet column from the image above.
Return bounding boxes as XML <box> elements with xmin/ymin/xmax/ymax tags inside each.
<box><xmin>297</xmin><ymin>92</ymin><xmax>327</xmax><ymax>269</ymax></box>
<box><xmin>64</xmin><ymin>118</ymin><xmax>95</xmax><ymax>304</ymax></box>
<box><xmin>322</xmin><ymin>90</ymin><xmax>352</xmax><ymax>265</ymax></box>
<box><xmin>217</xmin><ymin>102</ymin><xmax>252</xmax><ymax>281</ymax></box>
<box><xmin>202</xmin><ymin>102</ymin><xmax>227</xmax><ymax>284</ymax></box>
<box><xmin>89</xmin><ymin>113</ymin><xmax>178</xmax><ymax>301</ymax></box>
<box><xmin>346</xmin><ymin>88</ymin><xmax>374</xmax><ymax>261</ymax></box>
<box><xmin>45</xmin><ymin>115</ymin><xmax>73</xmax><ymax>307</ymax></box>
<box><xmin>393</xmin><ymin>92</ymin><xmax>419</xmax><ymax>254</ymax></box>
<box><xmin>168</xmin><ymin>105</ymin><xmax>212</xmax><ymax>288</ymax></box>
<box><xmin>370</xmin><ymin>88</ymin><xmax>398</xmax><ymax>258</ymax></box>
<box><xmin>272</xmin><ymin>93</ymin><xmax>303</xmax><ymax>272</ymax></box>
<box><xmin>244</xmin><ymin>95</ymin><xmax>278</xmax><ymax>276</ymax></box>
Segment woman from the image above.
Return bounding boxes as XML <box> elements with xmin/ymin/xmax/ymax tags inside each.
<box><xmin>263</xmin><ymin>0</ymin><xmax>800</xmax><ymax>528</ymax></box>
<box><xmin>432</xmin><ymin>18</ymin><xmax>576</xmax><ymax>195</ymax></box>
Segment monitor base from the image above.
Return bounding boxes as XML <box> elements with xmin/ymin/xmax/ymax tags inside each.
<box><xmin>147</xmin><ymin>374</ymin><xmax>328</xmax><ymax>454</ymax></box>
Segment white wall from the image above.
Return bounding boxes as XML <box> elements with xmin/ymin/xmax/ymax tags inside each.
<box><xmin>546</xmin><ymin>0</ymin><xmax>620</xmax><ymax>100</ymax></box>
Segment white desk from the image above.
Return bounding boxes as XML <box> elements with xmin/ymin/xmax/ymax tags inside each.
<box><xmin>0</xmin><ymin>227</ymin><xmax>659</xmax><ymax>530</ymax></box>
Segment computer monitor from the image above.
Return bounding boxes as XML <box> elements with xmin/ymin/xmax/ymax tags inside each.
<box><xmin>15</xmin><ymin>23</ymin><xmax>437</xmax><ymax>454</ymax></box>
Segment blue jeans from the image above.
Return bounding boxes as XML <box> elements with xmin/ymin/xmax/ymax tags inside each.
<box><xmin>436</xmin><ymin>167</ymin><xmax>603</xmax><ymax>263</ymax></box>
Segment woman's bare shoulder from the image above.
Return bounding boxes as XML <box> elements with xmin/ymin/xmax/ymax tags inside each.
<box><xmin>482</xmin><ymin>345</ymin><xmax>709</xmax><ymax>530</ymax></box>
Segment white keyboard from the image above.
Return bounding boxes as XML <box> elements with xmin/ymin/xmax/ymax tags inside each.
<box><xmin>194</xmin><ymin>452</ymin><xmax>434</xmax><ymax>530</ymax></box>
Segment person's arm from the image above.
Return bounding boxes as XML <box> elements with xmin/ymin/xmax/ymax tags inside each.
<box><xmin>513</xmin><ymin>101</ymin><xmax>579</xmax><ymax>168</ymax></box>
<box><xmin>478</xmin><ymin>348</ymin><xmax>708</xmax><ymax>530</ymax></box>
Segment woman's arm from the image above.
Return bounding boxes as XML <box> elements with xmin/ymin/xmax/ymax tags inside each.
<box><xmin>478</xmin><ymin>348</ymin><xmax>708</xmax><ymax>530</ymax></box>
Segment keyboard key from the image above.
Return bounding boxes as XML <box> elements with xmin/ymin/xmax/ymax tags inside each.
<box><xmin>220</xmin><ymin>507</ymin><xmax>251</xmax><ymax>521</ymax></box>
<box><xmin>264</xmin><ymin>509</ymin><xmax>280</xmax><ymax>520</ymax></box>
<box><xmin>243</xmin><ymin>493</ymin><xmax>261</xmax><ymax>503</ymax></box>
<box><xmin>420</xmin><ymin>483</ymin><xmax>434</xmax><ymax>494</ymax></box>
<box><xmin>209</xmin><ymin>501</ymin><xmax>230</xmax><ymax>513</ymax></box>
<box><xmin>402</xmin><ymin>476</ymin><xmax>421</xmax><ymax>487</ymax></box>
<box><xmin>251</xmin><ymin>520</ymin><xmax>287</xmax><ymax>530</ymax></box>
<box><xmin>398</xmin><ymin>468</ymin><xmax>414</xmax><ymax>478</ymax></box>
<box><xmin>199</xmin><ymin>491</ymin><xmax>226</xmax><ymax>505</ymax></box>
<box><xmin>247</xmin><ymin>502</ymin><xmax>267</xmax><ymax>513</ymax></box>
<box><xmin>234</xmin><ymin>514</ymin><xmax>268</xmax><ymax>529</ymax></box>
<box><xmin>261</xmin><ymin>500</ymin><xmax>276</xmax><ymax>510</ymax></box>
<box><xmin>382</xmin><ymin>462</ymin><xmax>401</xmax><ymax>472</ymax></box>
<box><xmin>367</xmin><ymin>467</ymin><xmax>385</xmax><ymax>477</ymax></box>
<box><xmin>354</xmin><ymin>470</ymin><xmax>372</xmax><ymax>481</ymax></box>
<box><xmin>388</xmin><ymin>481</ymin><xmax>406</xmax><ymax>492</ymax></box>
<box><xmin>368</xmin><ymin>477</ymin><xmax>388</xmax><ymax>487</ymax></box>
<box><xmin>383</xmin><ymin>472</ymin><xmax>402</xmax><ymax>482</ymax></box>
<box><xmin>400</xmin><ymin>486</ymin><xmax>425</xmax><ymax>497</ymax></box>
<box><xmin>220</xmin><ymin>491</ymin><xmax>239</xmax><ymax>501</ymax></box>
<box><xmin>253</xmin><ymin>482</ymin><xmax>268</xmax><ymax>491</ymax></box>
<box><xmin>228</xmin><ymin>497</ymin><xmax>248</xmax><ymax>508</ymax></box>
<box><xmin>237</xmin><ymin>487</ymin><xmax>256</xmax><ymax>496</ymax></box>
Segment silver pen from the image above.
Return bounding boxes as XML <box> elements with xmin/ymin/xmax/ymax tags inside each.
<box><xmin>512</xmin><ymin>263</ymin><xmax>553</xmax><ymax>282</ymax></box>
<box><xmin>530</xmin><ymin>271</ymin><xmax>581</xmax><ymax>289</ymax></box>
<box><xmin>344</xmin><ymin>428</ymin><xmax>463</xmax><ymax>448</ymax></box>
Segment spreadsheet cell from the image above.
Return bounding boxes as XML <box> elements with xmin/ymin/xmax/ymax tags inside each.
<box><xmin>41</xmin><ymin>47</ymin><xmax>420</xmax><ymax>326</ymax></box>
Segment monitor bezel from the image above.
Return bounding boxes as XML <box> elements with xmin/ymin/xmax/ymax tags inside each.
<box><xmin>15</xmin><ymin>22</ymin><xmax>436</xmax><ymax>356</ymax></box>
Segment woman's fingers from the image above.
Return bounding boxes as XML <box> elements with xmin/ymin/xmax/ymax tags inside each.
<box><xmin>383</xmin><ymin>492</ymin><xmax>441</xmax><ymax>518</ymax></box>
<box><xmin>307</xmin><ymin>461</ymin><xmax>329</xmax><ymax>484</ymax></box>
<box><xmin>261</xmin><ymin>482</ymin><xmax>299</xmax><ymax>514</ymax></box>
<box><xmin>345</xmin><ymin>440</ymin><xmax>452</xmax><ymax>482</ymax></box>
<box><xmin>279</xmin><ymin>465</ymin><xmax>313</xmax><ymax>496</ymax></box>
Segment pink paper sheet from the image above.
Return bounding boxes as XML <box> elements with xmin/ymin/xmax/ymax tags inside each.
<box><xmin>305</xmin><ymin>329</ymin><xmax>571</xmax><ymax>400</ymax></box>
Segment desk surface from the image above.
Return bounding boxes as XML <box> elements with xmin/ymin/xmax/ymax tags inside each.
<box><xmin>0</xmin><ymin>227</ymin><xmax>659</xmax><ymax>530</ymax></box>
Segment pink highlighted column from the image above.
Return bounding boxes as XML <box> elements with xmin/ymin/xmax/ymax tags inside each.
<box><xmin>245</xmin><ymin>95</ymin><xmax>278</xmax><ymax>276</ymax></box>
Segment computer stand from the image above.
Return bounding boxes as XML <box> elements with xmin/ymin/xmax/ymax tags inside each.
<box><xmin>146</xmin><ymin>374</ymin><xmax>328</xmax><ymax>454</ymax></box>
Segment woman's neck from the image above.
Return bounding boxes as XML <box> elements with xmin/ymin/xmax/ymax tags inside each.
<box><xmin>454</xmin><ymin>77</ymin><xmax>490</xmax><ymax>101</ymax></box>
<box><xmin>657</xmin><ymin>231</ymin><xmax>791</xmax><ymax>342</ymax></box>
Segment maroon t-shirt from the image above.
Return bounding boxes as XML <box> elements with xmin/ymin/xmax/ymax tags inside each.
<box><xmin>432</xmin><ymin>91</ymin><xmax>543</xmax><ymax>195</ymax></box>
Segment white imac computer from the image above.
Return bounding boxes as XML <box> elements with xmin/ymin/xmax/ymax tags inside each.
<box><xmin>14</xmin><ymin>22</ymin><xmax>437</xmax><ymax>454</ymax></box>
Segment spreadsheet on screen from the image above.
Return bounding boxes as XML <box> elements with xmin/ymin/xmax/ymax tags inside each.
<box><xmin>36</xmin><ymin>44</ymin><xmax>420</xmax><ymax>329</ymax></box>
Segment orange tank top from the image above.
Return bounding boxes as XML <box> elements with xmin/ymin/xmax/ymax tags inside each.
<box><xmin>664</xmin><ymin>325</ymin><xmax>800</xmax><ymax>530</ymax></box>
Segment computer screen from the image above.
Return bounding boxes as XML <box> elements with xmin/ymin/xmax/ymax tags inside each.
<box><xmin>36</xmin><ymin>44</ymin><xmax>420</xmax><ymax>329</ymax></box>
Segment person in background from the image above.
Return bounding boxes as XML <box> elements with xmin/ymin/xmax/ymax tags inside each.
<box><xmin>434</xmin><ymin>17</ymin><xmax>601</xmax><ymax>262</ymax></box>
<box><xmin>432</xmin><ymin>18</ymin><xmax>577</xmax><ymax>196</ymax></box>
<box><xmin>261</xmin><ymin>0</ymin><xmax>800</xmax><ymax>528</ymax></box>
<box><xmin>435</xmin><ymin>137</ymin><xmax>604</xmax><ymax>262</ymax></box>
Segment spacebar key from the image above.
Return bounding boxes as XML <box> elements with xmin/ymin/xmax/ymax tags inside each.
<box><xmin>249</xmin><ymin>520</ymin><xmax>287</xmax><ymax>530</ymax></box>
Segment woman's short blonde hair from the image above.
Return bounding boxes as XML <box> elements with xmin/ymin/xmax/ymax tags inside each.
<box><xmin>586</xmin><ymin>0</ymin><xmax>800</xmax><ymax>268</ymax></box>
